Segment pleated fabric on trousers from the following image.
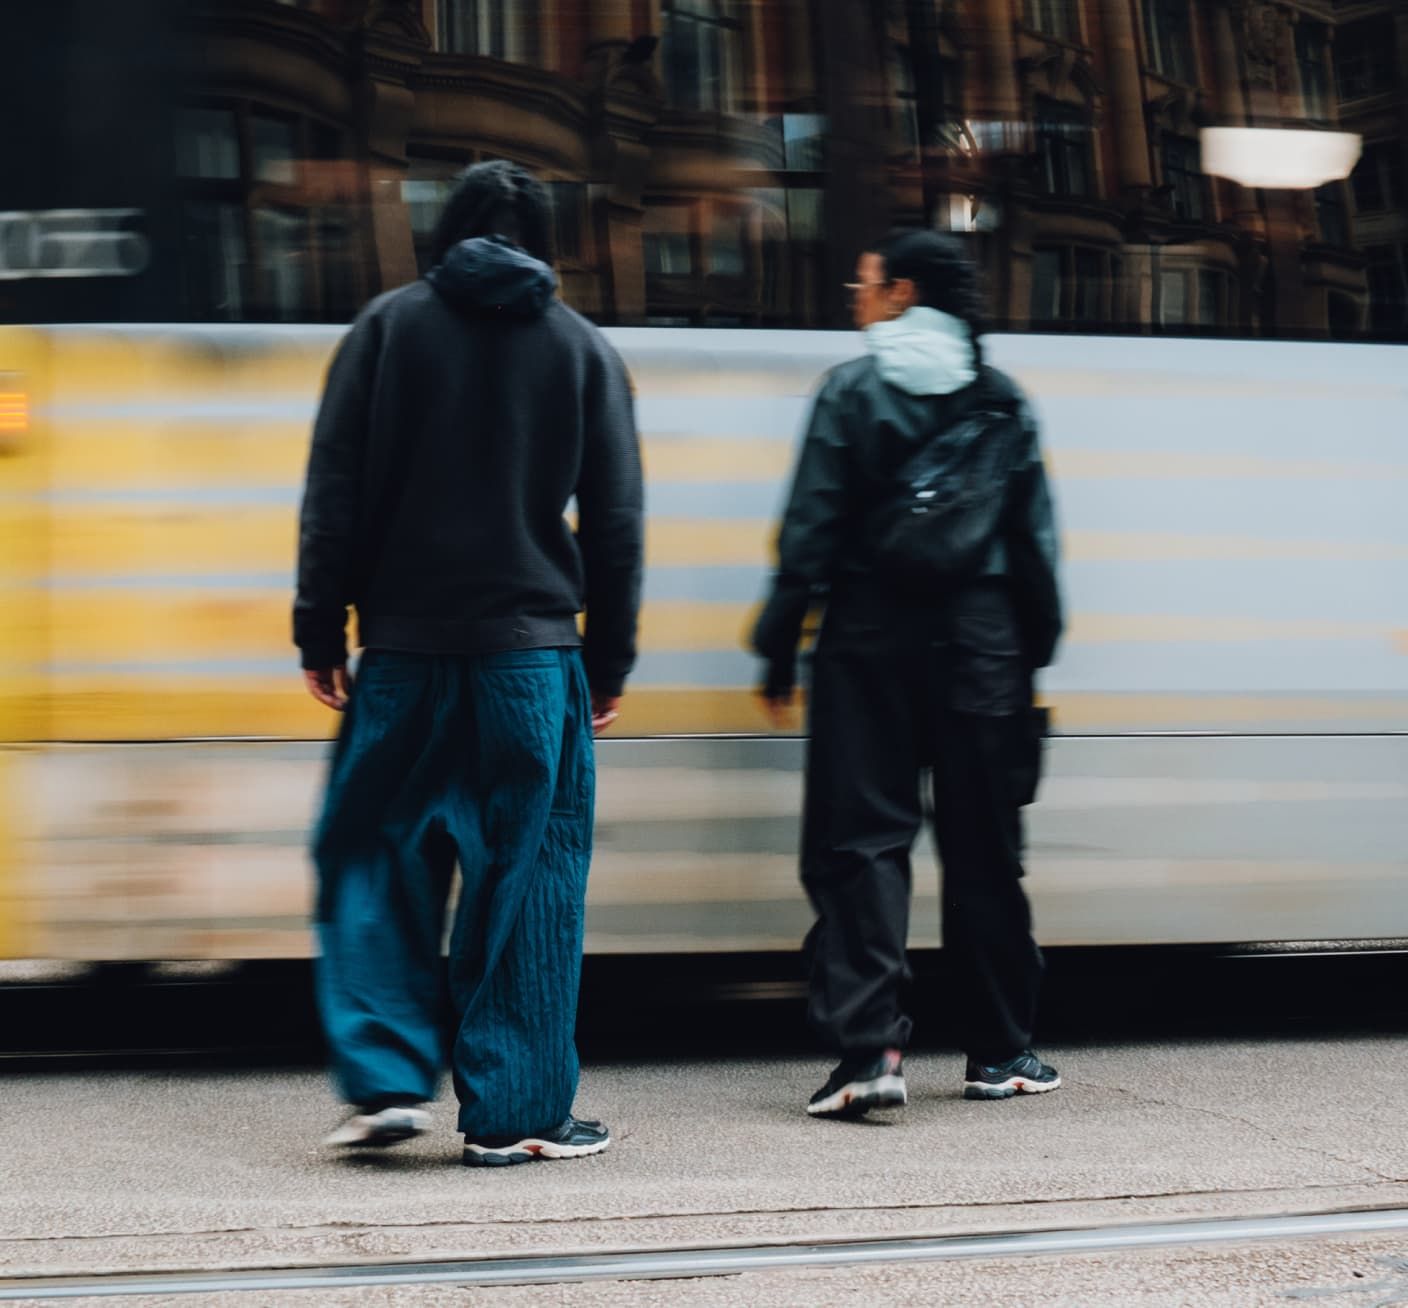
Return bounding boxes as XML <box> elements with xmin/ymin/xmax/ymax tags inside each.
<box><xmin>312</xmin><ymin>646</ymin><xmax>593</xmax><ymax>1138</ymax></box>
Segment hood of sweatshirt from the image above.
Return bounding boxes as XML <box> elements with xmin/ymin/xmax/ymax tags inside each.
<box><xmin>426</xmin><ymin>236</ymin><xmax>558</xmax><ymax>319</ymax></box>
<box><xmin>864</xmin><ymin>305</ymin><xmax>978</xmax><ymax>396</ymax></box>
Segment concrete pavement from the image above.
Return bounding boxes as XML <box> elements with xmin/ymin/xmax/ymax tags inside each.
<box><xmin>4</xmin><ymin>1036</ymin><xmax>1408</xmax><ymax>1303</ymax></box>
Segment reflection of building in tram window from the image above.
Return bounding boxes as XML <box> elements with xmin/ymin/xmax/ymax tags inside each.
<box><xmin>11</xmin><ymin>0</ymin><xmax>1408</xmax><ymax>343</ymax></box>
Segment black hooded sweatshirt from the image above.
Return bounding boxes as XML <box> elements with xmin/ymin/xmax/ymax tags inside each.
<box><xmin>293</xmin><ymin>237</ymin><xmax>644</xmax><ymax>696</ymax></box>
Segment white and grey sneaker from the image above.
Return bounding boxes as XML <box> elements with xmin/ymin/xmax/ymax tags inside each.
<box><xmin>963</xmin><ymin>1050</ymin><xmax>1061</xmax><ymax>1100</ymax></box>
<box><xmin>807</xmin><ymin>1048</ymin><xmax>907</xmax><ymax>1119</ymax></box>
<box><xmin>324</xmin><ymin>1104</ymin><xmax>431</xmax><ymax>1148</ymax></box>
<box><xmin>463</xmin><ymin>1116</ymin><xmax>611</xmax><ymax>1167</ymax></box>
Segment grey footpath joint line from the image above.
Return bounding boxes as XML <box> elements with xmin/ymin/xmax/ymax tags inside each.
<box><xmin>6</xmin><ymin>1208</ymin><xmax>1408</xmax><ymax>1301</ymax></box>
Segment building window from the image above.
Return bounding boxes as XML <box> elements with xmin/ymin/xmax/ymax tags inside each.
<box><xmin>1315</xmin><ymin>183</ymin><xmax>1349</xmax><ymax>247</ymax></box>
<box><xmin>1162</xmin><ymin>135</ymin><xmax>1207</xmax><ymax>221</ymax></box>
<box><xmin>1035</xmin><ymin>100</ymin><xmax>1093</xmax><ymax>198</ymax></box>
<box><xmin>1295</xmin><ymin>22</ymin><xmax>1330</xmax><ymax>122</ymax></box>
<box><xmin>1350</xmin><ymin>141</ymin><xmax>1406</xmax><ymax>215</ymax></box>
<box><xmin>1159</xmin><ymin>268</ymin><xmax>1188</xmax><ymax>326</ymax></box>
<box><xmin>1073</xmin><ymin>248</ymin><xmax>1103</xmax><ymax>321</ymax></box>
<box><xmin>708</xmin><ymin>206</ymin><xmax>746</xmax><ymax>277</ymax></box>
<box><xmin>890</xmin><ymin>48</ymin><xmax>920</xmax><ymax>157</ymax></box>
<box><xmin>1366</xmin><ymin>245</ymin><xmax>1408</xmax><ymax>334</ymax></box>
<box><xmin>1196</xmin><ymin>268</ymin><xmax>1225</xmax><ymax>327</ymax></box>
<box><xmin>1335</xmin><ymin>17</ymin><xmax>1397</xmax><ymax>103</ymax></box>
<box><xmin>1142</xmin><ymin>0</ymin><xmax>1195</xmax><ymax>84</ymax></box>
<box><xmin>663</xmin><ymin>1</ymin><xmax>741</xmax><ymax>113</ymax></box>
<box><xmin>1031</xmin><ymin>248</ymin><xmax>1063</xmax><ymax>321</ymax></box>
<box><xmin>438</xmin><ymin>1</ymin><xmax>536</xmax><ymax>62</ymax></box>
<box><xmin>177</xmin><ymin>107</ymin><xmax>240</xmax><ymax>180</ymax></box>
<box><xmin>548</xmin><ymin>181</ymin><xmax>585</xmax><ymax>265</ymax></box>
<box><xmin>1024</xmin><ymin>0</ymin><xmax>1079</xmax><ymax>42</ymax></box>
<box><xmin>644</xmin><ymin>204</ymin><xmax>694</xmax><ymax>276</ymax></box>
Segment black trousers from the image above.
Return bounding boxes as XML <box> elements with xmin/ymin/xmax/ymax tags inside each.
<box><xmin>800</xmin><ymin>626</ymin><xmax>1043</xmax><ymax>1062</ymax></box>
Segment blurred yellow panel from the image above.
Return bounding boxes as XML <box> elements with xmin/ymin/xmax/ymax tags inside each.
<box><xmin>50</xmin><ymin>508</ymin><xmax>297</xmax><ymax>575</ymax></box>
<box><xmin>51</xmin><ymin>426</ymin><xmax>308</xmax><ymax>488</ymax></box>
<box><xmin>1068</xmin><ymin>614</ymin><xmax>1401</xmax><ymax>643</ymax></box>
<box><xmin>646</xmin><ymin>519</ymin><xmax>774</xmax><ymax>566</ymax></box>
<box><xmin>48</xmin><ymin>334</ymin><xmax>334</xmax><ymax>400</ymax></box>
<box><xmin>642</xmin><ymin>439</ymin><xmax>792</xmax><ymax>482</ymax></box>
<box><xmin>1064</xmin><ymin>531</ymin><xmax>1408</xmax><ymax>563</ymax></box>
<box><xmin>638</xmin><ymin>602</ymin><xmax>756</xmax><ymax>650</ymax></box>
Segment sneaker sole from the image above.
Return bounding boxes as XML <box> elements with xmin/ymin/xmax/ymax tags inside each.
<box><xmin>963</xmin><ymin>1074</ymin><xmax>1061</xmax><ymax>1100</ymax></box>
<box><xmin>463</xmin><ymin>1135</ymin><xmax>611</xmax><ymax>1167</ymax></box>
<box><xmin>325</xmin><ymin>1108</ymin><xmax>431</xmax><ymax>1148</ymax></box>
<box><xmin>807</xmin><ymin>1074</ymin><xmax>908</xmax><ymax>1118</ymax></box>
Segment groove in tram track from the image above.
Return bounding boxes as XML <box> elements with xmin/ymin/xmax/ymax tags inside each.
<box><xmin>5</xmin><ymin>1207</ymin><xmax>1408</xmax><ymax>1300</ymax></box>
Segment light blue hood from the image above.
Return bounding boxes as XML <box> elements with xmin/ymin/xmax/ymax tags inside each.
<box><xmin>865</xmin><ymin>305</ymin><xmax>977</xmax><ymax>396</ymax></box>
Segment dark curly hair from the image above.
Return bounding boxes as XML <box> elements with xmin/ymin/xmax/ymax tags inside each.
<box><xmin>870</xmin><ymin>229</ymin><xmax>985</xmax><ymax>368</ymax></box>
<box><xmin>429</xmin><ymin>160</ymin><xmax>554</xmax><ymax>266</ymax></box>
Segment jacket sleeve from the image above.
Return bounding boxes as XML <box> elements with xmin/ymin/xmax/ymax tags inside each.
<box><xmin>293</xmin><ymin>312</ymin><xmax>379</xmax><ymax>670</ymax></box>
<box><xmin>576</xmin><ymin>343</ymin><xmax>644</xmax><ymax>698</ymax></box>
<box><xmin>750</xmin><ymin>379</ymin><xmax>850</xmax><ymax>693</ymax></box>
<box><xmin>1004</xmin><ymin>402</ymin><xmax>1064</xmax><ymax>670</ymax></box>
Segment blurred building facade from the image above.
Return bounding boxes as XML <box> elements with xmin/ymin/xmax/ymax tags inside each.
<box><xmin>13</xmin><ymin>0</ymin><xmax>1408</xmax><ymax>338</ymax></box>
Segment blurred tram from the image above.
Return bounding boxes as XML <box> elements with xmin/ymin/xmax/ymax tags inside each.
<box><xmin>2</xmin><ymin>0</ymin><xmax>1407</xmax><ymax>962</ymax></box>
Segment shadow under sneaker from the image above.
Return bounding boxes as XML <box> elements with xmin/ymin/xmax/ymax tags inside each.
<box><xmin>807</xmin><ymin>1048</ymin><xmax>907</xmax><ymax>1119</ymax></box>
<box><xmin>963</xmin><ymin>1050</ymin><xmax>1061</xmax><ymax>1100</ymax></box>
<box><xmin>324</xmin><ymin>1105</ymin><xmax>431</xmax><ymax>1148</ymax></box>
<box><xmin>463</xmin><ymin>1117</ymin><xmax>610</xmax><ymax>1167</ymax></box>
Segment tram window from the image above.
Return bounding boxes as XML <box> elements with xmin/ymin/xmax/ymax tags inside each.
<box><xmin>1366</xmin><ymin>246</ymin><xmax>1408</xmax><ymax>333</ymax></box>
<box><xmin>10</xmin><ymin>0</ymin><xmax>1408</xmax><ymax>341</ymax></box>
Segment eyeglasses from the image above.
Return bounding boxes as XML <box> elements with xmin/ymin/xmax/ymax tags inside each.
<box><xmin>843</xmin><ymin>281</ymin><xmax>886</xmax><ymax>293</ymax></box>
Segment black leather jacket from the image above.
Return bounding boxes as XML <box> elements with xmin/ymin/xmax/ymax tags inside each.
<box><xmin>752</xmin><ymin>358</ymin><xmax>1062</xmax><ymax>712</ymax></box>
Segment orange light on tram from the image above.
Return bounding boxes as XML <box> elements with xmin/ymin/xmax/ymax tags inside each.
<box><xmin>0</xmin><ymin>391</ymin><xmax>28</xmax><ymax>434</ymax></box>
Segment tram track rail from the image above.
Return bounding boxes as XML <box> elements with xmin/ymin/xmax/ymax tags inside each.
<box><xmin>4</xmin><ymin>1205</ymin><xmax>1408</xmax><ymax>1299</ymax></box>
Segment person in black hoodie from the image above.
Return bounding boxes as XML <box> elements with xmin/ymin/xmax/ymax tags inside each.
<box><xmin>295</xmin><ymin>161</ymin><xmax>643</xmax><ymax>1166</ymax></box>
<box><xmin>753</xmin><ymin>230</ymin><xmax>1063</xmax><ymax>1120</ymax></box>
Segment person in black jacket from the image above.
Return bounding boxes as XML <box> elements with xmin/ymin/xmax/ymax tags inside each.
<box><xmin>295</xmin><ymin>161</ymin><xmax>643</xmax><ymax>1165</ymax></box>
<box><xmin>753</xmin><ymin>230</ymin><xmax>1062</xmax><ymax>1119</ymax></box>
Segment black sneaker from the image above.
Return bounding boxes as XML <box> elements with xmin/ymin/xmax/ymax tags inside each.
<box><xmin>806</xmin><ymin>1048</ymin><xmax>907</xmax><ymax>1118</ymax></box>
<box><xmin>324</xmin><ymin>1104</ymin><xmax>431</xmax><ymax>1148</ymax></box>
<box><xmin>963</xmin><ymin>1050</ymin><xmax>1060</xmax><ymax>1100</ymax></box>
<box><xmin>463</xmin><ymin>1116</ymin><xmax>610</xmax><ymax>1167</ymax></box>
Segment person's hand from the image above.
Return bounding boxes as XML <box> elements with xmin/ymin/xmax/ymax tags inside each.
<box><xmin>304</xmin><ymin>665</ymin><xmax>352</xmax><ymax>711</ymax></box>
<box><xmin>758</xmin><ymin>686</ymin><xmax>798</xmax><ymax>731</ymax></box>
<box><xmin>591</xmin><ymin>693</ymin><xmax>621</xmax><ymax>734</ymax></box>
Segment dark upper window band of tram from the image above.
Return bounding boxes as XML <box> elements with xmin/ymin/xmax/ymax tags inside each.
<box><xmin>3</xmin><ymin>0</ymin><xmax>1406</xmax><ymax>343</ymax></box>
